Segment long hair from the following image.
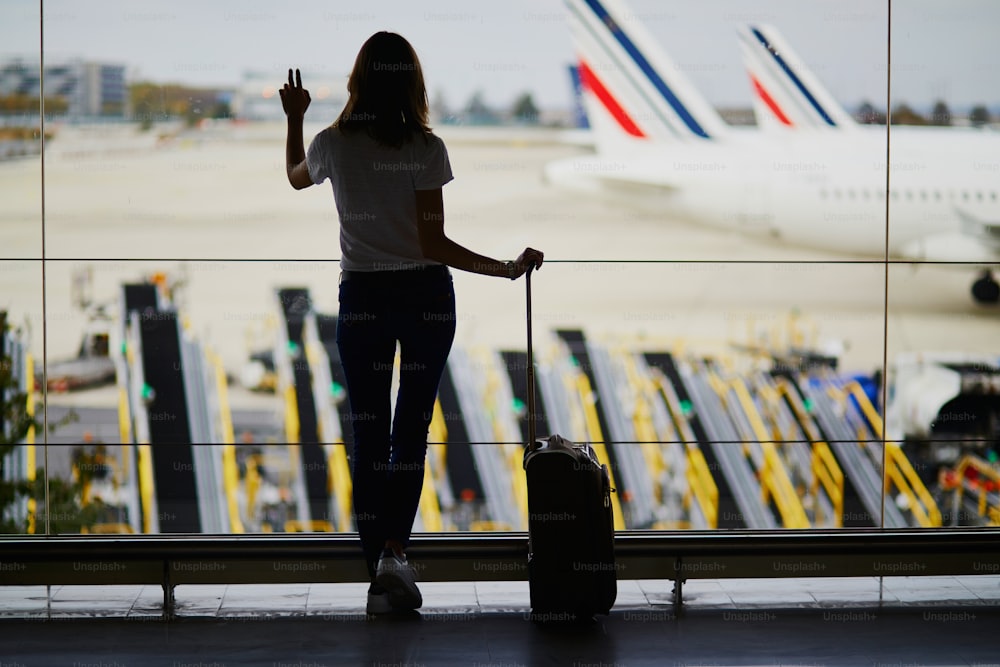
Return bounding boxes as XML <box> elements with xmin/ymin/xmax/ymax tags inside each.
<box><xmin>335</xmin><ymin>32</ymin><xmax>431</xmax><ymax>148</ymax></box>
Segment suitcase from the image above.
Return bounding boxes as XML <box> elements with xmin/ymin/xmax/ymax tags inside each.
<box><xmin>521</xmin><ymin>268</ymin><xmax>617</xmax><ymax>622</ymax></box>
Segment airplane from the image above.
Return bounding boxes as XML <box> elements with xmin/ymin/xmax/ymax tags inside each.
<box><xmin>546</xmin><ymin>0</ymin><xmax>1000</xmax><ymax>304</ymax></box>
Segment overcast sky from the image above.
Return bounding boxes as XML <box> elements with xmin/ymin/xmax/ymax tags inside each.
<box><xmin>2</xmin><ymin>0</ymin><xmax>998</xmax><ymax>113</ymax></box>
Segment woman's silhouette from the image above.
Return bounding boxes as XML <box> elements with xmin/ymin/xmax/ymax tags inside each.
<box><xmin>281</xmin><ymin>31</ymin><xmax>543</xmax><ymax>614</ymax></box>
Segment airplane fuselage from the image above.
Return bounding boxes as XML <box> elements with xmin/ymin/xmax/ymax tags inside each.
<box><xmin>547</xmin><ymin>131</ymin><xmax>1000</xmax><ymax>263</ymax></box>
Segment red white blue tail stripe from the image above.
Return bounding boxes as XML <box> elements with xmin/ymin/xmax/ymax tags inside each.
<box><xmin>737</xmin><ymin>23</ymin><xmax>857</xmax><ymax>131</ymax></box>
<box><xmin>564</xmin><ymin>0</ymin><xmax>728</xmax><ymax>146</ymax></box>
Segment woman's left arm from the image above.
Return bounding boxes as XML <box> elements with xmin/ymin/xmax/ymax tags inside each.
<box><xmin>416</xmin><ymin>188</ymin><xmax>543</xmax><ymax>279</ymax></box>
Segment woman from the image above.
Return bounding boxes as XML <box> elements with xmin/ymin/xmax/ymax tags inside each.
<box><xmin>280</xmin><ymin>32</ymin><xmax>543</xmax><ymax>615</ymax></box>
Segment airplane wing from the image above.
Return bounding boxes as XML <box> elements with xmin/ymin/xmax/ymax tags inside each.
<box><xmin>543</xmin><ymin>154</ymin><xmax>679</xmax><ymax>194</ymax></box>
<box><xmin>589</xmin><ymin>171</ymin><xmax>678</xmax><ymax>195</ymax></box>
<box><xmin>736</xmin><ymin>23</ymin><xmax>859</xmax><ymax>132</ymax></box>
<box><xmin>957</xmin><ymin>208</ymin><xmax>1000</xmax><ymax>249</ymax></box>
<box><xmin>898</xmin><ymin>209</ymin><xmax>1000</xmax><ymax>263</ymax></box>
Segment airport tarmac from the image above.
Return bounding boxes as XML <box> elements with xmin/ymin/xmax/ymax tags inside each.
<box><xmin>2</xmin><ymin>121</ymin><xmax>997</xmax><ymax>410</ymax></box>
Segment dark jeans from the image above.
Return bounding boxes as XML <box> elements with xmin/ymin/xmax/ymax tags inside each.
<box><xmin>336</xmin><ymin>265</ymin><xmax>456</xmax><ymax>580</ymax></box>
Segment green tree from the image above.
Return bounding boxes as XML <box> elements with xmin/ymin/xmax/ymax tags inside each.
<box><xmin>890</xmin><ymin>103</ymin><xmax>926</xmax><ymax>126</ymax></box>
<box><xmin>463</xmin><ymin>90</ymin><xmax>498</xmax><ymax>125</ymax></box>
<box><xmin>856</xmin><ymin>101</ymin><xmax>886</xmax><ymax>125</ymax></box>
<box><xmin>1</xmin><ymin>314</ymin><xmax>87</xmax><ymax>534</ymax></box>
<box><xmin>969</xmin><ymin>105</ymin><xmax>991</xmax><ymax>127</ymax></box>
<box><xmin>0</xmin><ymin>316</ymin><xmax>37</xmax><ymax>533</ymax></box>
<box><xmin>0</xmin><ymin>94</ymin><xmax>68</xmax><ymax>115</ymax></box>
<box><xmin>930</xmin><ymin>100</ymin><xmax>951</xmax><ymax>126</ymax></box>
<box><xmin>511</xmin><ymin>92</ymin><xmax>540</xmax><ymax>124</ymax></box>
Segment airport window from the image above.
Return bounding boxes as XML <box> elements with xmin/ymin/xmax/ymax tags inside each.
<box><xmin>2</xmin><ymin>1</ymin><xmax>997</xmax><ymax>553</ymax></box>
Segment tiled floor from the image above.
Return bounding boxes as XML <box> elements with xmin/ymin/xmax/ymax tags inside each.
<box><xmin>2</xmin><ymin>576</ymin><xmax>999</xmax><ymax>665</ymax></box>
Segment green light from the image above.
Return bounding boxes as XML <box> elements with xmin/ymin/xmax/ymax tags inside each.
<box><xmin>988</xmin><ymin>450</ymin><xmax>998</xmax><ymax>464</ymax></box>
<box><xmin>679</xmin><ymin>400</ymin><xmax>692</xmax><ymax>416</ymax></box>
<box><xmin>141</xmin><ymin>383</ymin><xmax>154</xmax><ymax>400</ymax></box>
<box><xmin>804</xmin><ymin>398</ymin><xmax>815</xmax><ymax>412</ymax></box>
<box><xmin>286</xmin><ymin>341</ymin><xmax>300</xmax><ymax>356</ymax></box>
<box><xmin>512</xmin><ymin>397</ymin><xmax>525</xmax><ymax>413</ymax></box>
<box><xmin>330</xmin><ymin>382</ymin><xmax>345</xmax><ymax>400</ymax></box>
<box><xmin>120</xmin><ymin>342</ymin><xmax>127</xmax><ymax>356</ymax></box>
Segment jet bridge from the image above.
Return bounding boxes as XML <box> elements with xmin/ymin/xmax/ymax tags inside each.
<box><xmin>274</xmin><ymin>288</ymin><xmax>331</xmax><ymax>531</ymax></box>
<box><xmin>118</xmin><ymin>282</ymin><xmax>234</xmax><ymax>534</ymax></box>
<box><xmin>300</xmin><ymin>313</ymin><xmax>353</xmax><ymax>533</ymax></box>
<box><xmin>554</xmin><ymin>330</ymin><xmax>650</xmax><ymax>528</ymax></box>
<box><xmin>643</xmin><ymin>353</ymin><xmax>775</xmax><ymax>528</ymax></box>
<box><xmin>446</xmin><ymin>348</ymin><xmax>524</xmax><ymax>531</ymax></box>
<box><xmin>751</xmin><ymin>371</ymin><xmax>843</xmax><ymax>528</ymax></box>
<box><xmin>778</xmin><ymin>366</ymin><xmax>913</xmax><ymax>528</ymax></box>
<box><xmin>830</xmin><ymin>374</ymin><xmax>941</xmax><ymax>528</ymax></box>
<box><xmin>776</xmin><ymin>368</ymin><xmax>887</xmax><ymax>527</ymax></box>
<box><xmin>624</xmin><ymin>350</ymin><xmax>715</xmax><ymax>529</ymax></box>
<box><xmin>500</xmin><ymin>350</ymin><xmax>551</xmax><ymax>447</ymax></box>
<box><xmin>534</xmin><ymin>334</ymin><xmax>626</xmax><ymax>530</ymax></box>
<box><xmin>705</xmin><ymin>362</ymin><xmax>810</xmax><ymax>528</ymax></box>
<box><xmin>583</xmin><ymin>339</ymin><xmax>660</xmax><ymax>528</ymax></box>
<box><xmin>436</xmin><ymin>357</ymin><xmax>486</xmax><ymax>529</ymax></box>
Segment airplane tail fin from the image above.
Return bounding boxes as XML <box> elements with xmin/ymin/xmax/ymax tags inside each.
<box><xmin>567</xmin><ymin>64</ymin><xmax>591</xmax><ymax>129</ymax></box>
<box><xmin>737</xmin><ymin>23</ymin><xmax>858</xmax><ymax>132</ymax></box>
<box><xmin>563</xmin><ymin>0</ymin><xmax>729</xmax><ymax>152</ymax></box>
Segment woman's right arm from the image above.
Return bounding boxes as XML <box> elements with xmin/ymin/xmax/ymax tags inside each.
<box><xmin>280</xmin><ymin>68</ymin><xmax>314</xmax><ymax>190</ymax></box>
<box><xmin>416</xmin><ymin>188</ymin><xmax>543</xmax><ymax>279</ymax></box>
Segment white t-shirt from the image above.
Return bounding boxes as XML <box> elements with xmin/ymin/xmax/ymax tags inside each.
<box><xmin>306</xmin><ymin>127</ymin><xmax>454</xmax><ymax>272</ymax></box>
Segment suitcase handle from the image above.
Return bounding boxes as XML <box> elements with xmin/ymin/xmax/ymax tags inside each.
<box><xmin>525</xmin><ymin>266</ymin><xmax>536</xmax><ymax>447</ymax></box>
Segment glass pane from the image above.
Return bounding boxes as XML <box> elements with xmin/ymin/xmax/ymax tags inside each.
<box><xmin>1</xmin><ymin>262</ymin><xmax>44</xmax><ymax>535</ymax></box>
<box><xmin>885</xmin><ymin>3</ymin><xmax>1000</xmax><ymax>530</ymax></box>
<box><xmin>448</xmin><ymin>260</ymin><xmax>887</xmax><ymax>531</ymax></box>
<box><xmin>39</xmin><ymin>3</ymin><xmax>352</xmax><ymax>262</ymax></box>
<box><xmin>40</xmin><ymin>260</ymin><xmax>338</xmax><ymax>534</ymax></box>
<box><xmin>0</xmin><ymin>2</ymin><xmax>43</xmax><ymax>261</ymax></box>
<box><xmin>885</xmin><ymin>264</ymin><xmax>1000</xmax><ymax>530</ymax></box>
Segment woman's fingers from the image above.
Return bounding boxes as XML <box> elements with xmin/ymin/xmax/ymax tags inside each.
<box><xmin>515</xmin><ymin>248</ymin><xmax>543</xmax><ymax>274</ymax></box>
<box><xmin>525</xmin><ymin>247</ymin><xmax>543</xmax><ymax>269</ymax></box>
<box><xmin>286</xmin><ymin>68</ymin><xmax>305</xmax><ymax>90</ymax></box>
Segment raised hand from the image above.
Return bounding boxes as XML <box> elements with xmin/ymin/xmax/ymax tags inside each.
<box><xmin>279</xmin><ymin>68</ymin><xmax>311</xmax><ymax>119</ymax></box>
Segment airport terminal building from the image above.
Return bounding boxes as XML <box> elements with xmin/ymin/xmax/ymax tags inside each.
<box><xmin>0</xmin><ymin>57</ymin><xmax>127</xmax><ymax>118</ymax></box>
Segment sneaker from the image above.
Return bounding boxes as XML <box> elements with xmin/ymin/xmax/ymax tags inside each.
<box><xmin>375</xmin><ymin>551</ymin><xmax>423</xmax><ymax>610</ymax></box>
<box><xmin>366</xmin><ymin>583</ymin><xmax>393</xmax><ymax>615</ymax></box>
